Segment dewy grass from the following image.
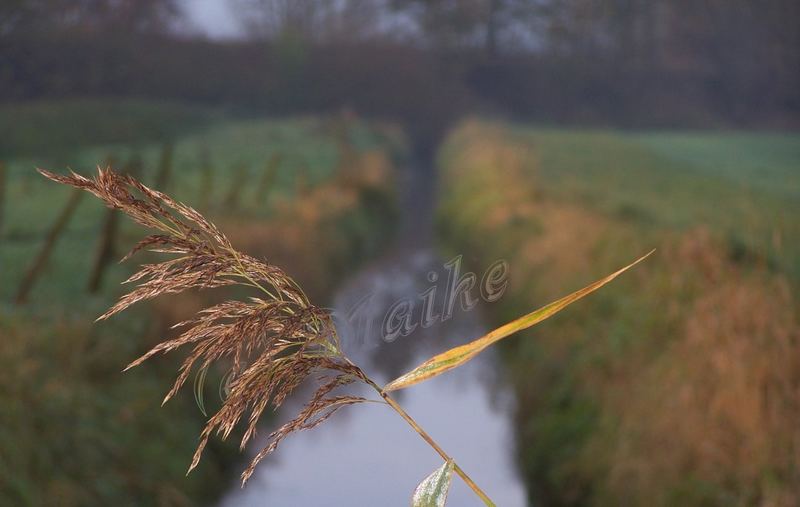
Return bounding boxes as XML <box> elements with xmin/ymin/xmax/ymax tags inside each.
<box><xmin>40</xmin><ymin>167</ymin><xmax>649</xmax><ymax>506</ymax></box>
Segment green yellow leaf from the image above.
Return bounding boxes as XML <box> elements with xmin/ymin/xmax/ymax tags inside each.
<box><xmin>193</xmin><ymin>365</ymin><xmax>210</xmax><ymax>417</ymax></box>
<box><xmin>412</xmin><ymin>460</ymin><xmax>455</xmax><ymax>507</ymax></box>
<box><xmin>384</xmin><ymin>250</ymin><xmax>654</xmax><ymax>392</ymax></box>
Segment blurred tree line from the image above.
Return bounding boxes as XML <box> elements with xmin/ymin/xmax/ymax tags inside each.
<box><xmin>1</xmin><ymin>0</ymin><xmax>798</xmax><ymax>136</ymax></box>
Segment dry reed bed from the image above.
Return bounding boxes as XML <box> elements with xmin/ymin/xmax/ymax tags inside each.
<box><xmin>436</xmin><ymin>120</ymin><xmax>799</xmax><ymax>506</ymax></box>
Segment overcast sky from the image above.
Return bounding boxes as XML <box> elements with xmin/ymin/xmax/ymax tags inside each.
<box><xmin>180</xmin><ymin>0</ymin><xmax>242</xmax><ymax>39</ymax></box>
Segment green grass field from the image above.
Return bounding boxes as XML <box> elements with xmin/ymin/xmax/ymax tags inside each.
<box><xmin>437</xmin><ymin>120</ymin><xmax>799</xmax><ymax>506</ymax></box>
<box><xmin>1</xmin><ymin>102</ymin><xmax>400</xmax><ymax>307</ymax></box>
<box><xmin>522</xmin><ymin>127</ymin><xmax>800</xmax><ymax>280</ymax></box>
<box><xmin>634</xmin><ymin>131</ymin><xmax>800</xmax><ymax>198</ymax></box>
<box><xmin>0</xmin><ymin>100</ymin><xmax>402</xmax><ymax>506</ymax></box>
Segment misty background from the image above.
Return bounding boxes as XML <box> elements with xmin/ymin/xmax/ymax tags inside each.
<box><xmin>3</xmin><ymin>0</ymin><xmax>798</xmax><ymax>144</ymax></box>
<box><xmin>2</xmin><ymin>2</ymin><xmax>799</xmax><ymax>507</ymax></box>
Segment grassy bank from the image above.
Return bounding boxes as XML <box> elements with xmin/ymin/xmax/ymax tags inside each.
<box><xmin>436</xmin><ymin>120</ymin><xmax>799</xmax><ymax>506</ymax></box>
<box><xmin>1</xmin><ymin>110</ymin><xmax>400</xmax><ymax>303</ymax></box>
<box><xmin>1</xmin><ymin>106</ymin><xmax>401</xmax><ymax>506</ymax></box>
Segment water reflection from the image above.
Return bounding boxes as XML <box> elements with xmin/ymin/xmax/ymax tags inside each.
<box><xmin>218</xmin><ymin>248</ymin><xmax>527</xmax><ymax>506</ymax></box>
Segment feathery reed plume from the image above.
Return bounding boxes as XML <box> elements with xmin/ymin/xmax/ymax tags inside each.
<box><xmin>40</xmin><ymin>166</ymin><xmax>647</xmax><ymax>506</ymax></box>
<box><xmin>38</xmin><ymin>167</ymin><xmax>369</xmax><ymax>485</ymax></box>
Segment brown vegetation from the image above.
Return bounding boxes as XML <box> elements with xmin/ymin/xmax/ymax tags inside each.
<box><xmin>38</xmin><ymin>167</ymin><xmax>374</xmax><ymax>485</ymax></box>
<box><xmin>604</xmin><ymin>232</ymin><xmax>800</xmax><ymax>506</ymax></box>
<box><xmin>438</xmin><ymin>121</ymin><xmax>800</xmax><ymax>505</ymax></box>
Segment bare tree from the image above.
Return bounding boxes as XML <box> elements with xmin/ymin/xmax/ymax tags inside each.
<box><xmin>390</xmin><ymin>0</ymin><xmax>540</xmax><ymax>55</ymax></box>
<box><xmin>1</xmin><ymin>0</ymin><xmax>178</xmax><ymax>36</ymax></box>
<box><xmin>235</xmin><ymin>0</ymin><xmax>386</xmax><ymax>42</ymax></box>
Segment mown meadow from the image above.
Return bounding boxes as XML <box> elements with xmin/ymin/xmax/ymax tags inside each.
<box><xmin>0</xmin><ymin>100</ymin><xmax>402</xmax><ymax>505</ymax></box>
<box><xmin>437</xmin><ymin>120</ymin><xmax>799</xmax><ymax>506</ymax></box>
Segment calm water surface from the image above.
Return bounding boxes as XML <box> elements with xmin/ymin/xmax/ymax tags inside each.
<box><xmin>218</xmin><ymin>163</ymin><xmax>527</xmax><ymax>506</ymax></box>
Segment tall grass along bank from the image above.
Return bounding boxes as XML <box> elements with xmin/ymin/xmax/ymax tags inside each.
<box><xmin>436</xmin><ymin>120</ymin><xmax>799</xmax><ymax>506</ymax></box>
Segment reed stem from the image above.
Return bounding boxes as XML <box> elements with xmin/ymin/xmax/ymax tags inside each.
<box><xmin>362</xmin><ymin>377</ymin><xmax>496</xmax><ymax>506</ymax></box>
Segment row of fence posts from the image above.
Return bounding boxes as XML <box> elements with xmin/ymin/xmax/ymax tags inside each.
<box><xmin>8</xmin><ymin>144</ymin><xmax>172</xmax><ymax>305</ymax></box>
<box><xmin>7</xmin><ymin>116</ymin><xmax>357</xmax><ymax>306</ymax></box>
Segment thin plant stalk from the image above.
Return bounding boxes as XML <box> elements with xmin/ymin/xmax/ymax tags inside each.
<box><xmin>360</xmin><ymin>375</ymin><xmax>496</xmax><ymax>505</ymax></box>
<box><xmin>381</xmin><ymin>394</ymin><xmax>495</xmax><ymax>506</ymax></box>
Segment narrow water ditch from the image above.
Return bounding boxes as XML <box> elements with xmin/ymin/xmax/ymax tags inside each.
<box><xmin>218</xmin><ymin>153</ymin><xmax>527</xmax><ymax>506</ymax></box>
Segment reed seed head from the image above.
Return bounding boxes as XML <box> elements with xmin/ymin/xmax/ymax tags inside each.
<box><xmin>39</xmin><ymin>167</ymin><xmax>369</xmax><ymax>485</ymax></box>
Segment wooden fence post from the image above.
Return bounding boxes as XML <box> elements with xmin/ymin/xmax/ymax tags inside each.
<box><xmin>86</xmin><ymin>201</ymin><xmax>120</xmax><ymax>293</ymax></box>
<box><xmin>86</xmin><ymin>155</ymin><xmax>139</xmax><ymax>293</ymax></box>
<box><xmin>0</xmin><ymin>161</ymin><xmax>6</xmax><ymax>238</ymax></box>
<box><xmin>295</xmin><ymin>163</ymin><xmax>310</xmax><ymax>197</ymax></box>
<box><xmin>334</xmin><ymin>111</ymin><xmax>357</xmax><ymax>176</ymax></box>
<box><xmin>253</xmin><ymin>152</ymin><xmax>282</xmax><ymax>206</ymax></box>
<box><xmin>199</xmin><ymin>151</ymin><xmax>214</xmax><ymax>210</ymax></box>
<box><xmin>223</xmin><ymin>164</ymin><xmax>248</xmax><ymax>212</ymax></box>
<box><xmin>153</xmin><ymin>142</ymin><xmax>174</xmax><ymax>191</ymax></box>
<box><xmin>15</xmin><ymin>188</ymin><xmax>83</xmax><ymax>305</ymax></box>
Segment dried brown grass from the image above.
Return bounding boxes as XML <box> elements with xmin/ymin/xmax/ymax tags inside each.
<box><xmin>438</xmin><ymin>120</ymin><xmax>800</xmax><ymax>505</ymax></box>
<box><xmin>438</xmin><ymin>119</ymin><xmax>539</xmax><ymax>258</ymax></box>
<box><xmin>38</xmin><ymin>167</ymin><xmax>372</xmax><ymax>485</ymax></box>
<box><xmin>605</xmin><ymin>232</ymin><xmax>800</xmax><ymax>506</ymax></box>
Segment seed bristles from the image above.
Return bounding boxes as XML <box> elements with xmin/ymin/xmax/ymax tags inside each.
<box><xmin>39</xmin><ymin>167</ymin><xmax>370</xmax><ymax>484</ymax></box>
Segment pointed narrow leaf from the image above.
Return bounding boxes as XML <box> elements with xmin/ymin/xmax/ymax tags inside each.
<box><xmin>412</xmin><ymin>460</ymin><xmax>455</xmax><ymax>507</ymax></box>
<box><xmin>193</xmin><ymin>365</ymin><xmax>209</xmax><ymax>416</ymax></box>
<box><xmin>385</xmin><ymin>250</ymin><xmax>654</xmax><ymax>392</ymax></box>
